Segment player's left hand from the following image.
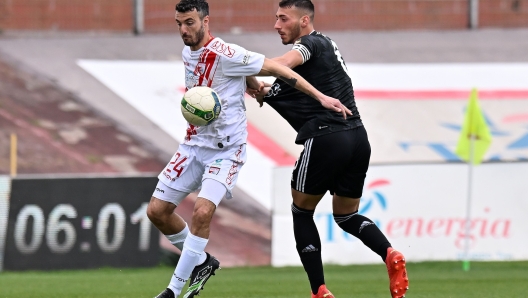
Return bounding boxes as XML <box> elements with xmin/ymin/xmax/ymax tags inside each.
<box><xmin>320</xmin><ymin>96</ymin><xmax>352</xmax><ymax>119</ymax></box>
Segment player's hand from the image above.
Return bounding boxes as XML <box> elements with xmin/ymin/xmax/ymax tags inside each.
<box><xmin>255</xmin><ymin>86</ymin><xmax>271</xmax><ymax>107</ymax></box>
<box><xmin>246</xmin><ymin>80</ymin><xmax>265</xmax><ymax>98</ymax></box>
<box><xmin>320</xmin><ymin>96</ymin><xmax>352</xmax><ymax>119</ymax></box>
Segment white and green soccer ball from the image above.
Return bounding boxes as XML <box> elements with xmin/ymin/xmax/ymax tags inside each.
<box><xmin>181</xmin><ymin>86</ymin><xmax>222</xmax><ymax>126</ymax></box>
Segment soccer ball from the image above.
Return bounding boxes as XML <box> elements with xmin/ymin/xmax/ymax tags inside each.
<box><xmin>181</xmin><ymin>86</ymin><xmax>222</xmax><ymax>126</ymax></box>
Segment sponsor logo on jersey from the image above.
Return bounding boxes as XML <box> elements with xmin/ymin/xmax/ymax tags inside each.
<box><xmin>185</xmin><ymin>70</ymin><xmax>199</xmax><ymax>89</ymax></box>
<box><xmin>242</xmin><ymin>50</ymin><xmax>250</xmax><ymax>65</ymax></box>
<box><xmin>264</xmin><ymin>83</ymin><xmax>281</xmax><ymax>97</ymax></box>
<box><xmin>211</xmin><ymin>40</ymin><xmax>236</xmax><ymax>58</ymax></box>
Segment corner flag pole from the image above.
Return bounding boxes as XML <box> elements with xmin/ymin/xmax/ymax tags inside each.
<box><xmin>462</xmin><ymin>135</ymin><xmax>475</xmax><ymax>272</ymax></box>
<box><xmin>455</xmin><ymin>88</ymin><xmax>492</xmax><ymax>272</ymax></box>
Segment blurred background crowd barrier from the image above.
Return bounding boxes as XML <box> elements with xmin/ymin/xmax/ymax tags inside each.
<box><xmin>0</xmin><ymin>0</ymin><xmax>527</xmax><ymax>34</ymax></box>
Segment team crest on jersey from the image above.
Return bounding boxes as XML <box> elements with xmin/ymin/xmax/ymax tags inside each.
<box><xmin>194</xmin><ymin>62</ymin><xmax>206</xmax><ymax>76</ymax></box>
<box><xmin>264</xmin><ymin>83</ymin><xmax>281</xmax><ymax>97</ymax></box>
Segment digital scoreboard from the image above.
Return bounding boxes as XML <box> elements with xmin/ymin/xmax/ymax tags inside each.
<box><xmin>3</xmin><ymin>176</ymin><xmax>160</xmax><ymax>270</ymax></box>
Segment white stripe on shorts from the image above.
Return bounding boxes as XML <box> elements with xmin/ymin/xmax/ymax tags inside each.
<box><xmin>296</xmin><ymin>138</ymin><xmax>313</xmax><ymax>192</ymax></box>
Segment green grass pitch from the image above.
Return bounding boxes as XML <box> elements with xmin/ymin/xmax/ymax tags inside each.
<box><xmin>1</xmin><ymin>261</ymin><xmax>527</xmax><ymax>297</ymax></box>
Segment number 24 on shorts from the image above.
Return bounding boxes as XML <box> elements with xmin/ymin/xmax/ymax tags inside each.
<box><xmin>164</xmin><ymin>152</ymin><xmax>188</xmax><ymax>181</ymax></box>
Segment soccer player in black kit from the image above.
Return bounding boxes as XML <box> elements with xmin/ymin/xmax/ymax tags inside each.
<box><xmin>251</xmin><ymin>1</ymin><xmax>410</xmax><ymax>297</ymax></box>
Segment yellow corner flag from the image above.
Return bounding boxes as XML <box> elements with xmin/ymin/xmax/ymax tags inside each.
<box><xmin>455</xmin><ymin>89</ymin><xmax>492</xmax><ymax>165</ymax></box>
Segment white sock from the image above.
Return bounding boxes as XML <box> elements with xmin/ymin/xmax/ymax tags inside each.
<box><xmin>168</xmin><ymin>233</ymin><xmax>209</xmax><ymax>295</ymax></box>
<box><xmin>165</xmin><ymin>224</ymin><xmax>189</xmax><ymax>251</ymax></box>
<box><xmin>197</xmin><ymin>249</ymin><xmax>207</xmax><ymax>265</ymax></box>
<box><xmin>165</xmin><ymin>225</ymin><xmax>207</xmax><ymax>264</ymax></box>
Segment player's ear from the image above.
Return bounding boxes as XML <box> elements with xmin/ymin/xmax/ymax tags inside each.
<box><xmin>202</xmin><ymin>15</ymin><xmax>209</xmax><ymax>26</ymax></box>
<box><xmin>301</xmin><ymin>15</ymin><xmax>310</xmax><ymax>27</ymax></box>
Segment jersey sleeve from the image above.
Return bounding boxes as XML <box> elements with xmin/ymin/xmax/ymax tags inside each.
<box><xmin>292</xmin><ymin>35</ymin><xmax>319</xmax><ymax>64</ymax></box>
<box><xmin>220</xmin><ymin>43</ymin><xmax>265</xmax><ymax>77</ymax></box>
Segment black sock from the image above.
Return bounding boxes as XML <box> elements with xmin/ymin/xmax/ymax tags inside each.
<box><xmin>292</xmin><ymin>203</ymin><xmax>325</xmax><ymax>294</ymax></box>
<box><xmin>334</xmin><ymin>212</ymin><xmax>392</xmax><ymax>261</ymax></box>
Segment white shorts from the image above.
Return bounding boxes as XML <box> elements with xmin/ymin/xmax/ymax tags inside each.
<box><xmin>157</xmin><ymin>143</ymin><xmax>246</xmax><ymax>202</ymax></box>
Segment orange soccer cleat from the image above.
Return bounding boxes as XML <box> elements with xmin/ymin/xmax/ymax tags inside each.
<box><xmin>311</xmin><ymin>284</ymin><xmax>335</xmax><ymax>298</ymax></box>
<box><xmin>385</xmin><ymin>247</ymin><xmax>409</xmax><ymax>298</ymax></box>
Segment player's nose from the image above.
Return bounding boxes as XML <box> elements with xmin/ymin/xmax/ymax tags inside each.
<box><xmin>180</xmin><ymin>24</ymin><xmax>190</xmax><ymax>34</ymax></box>
<box><xmin>274</xmin><ymin>20</ymin><xmax>281</xmax><ymax>30</ymax></box>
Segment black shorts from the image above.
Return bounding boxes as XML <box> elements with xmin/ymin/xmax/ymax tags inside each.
<box><xmin>291</xmin><ymin>126</ymin><xmax>371</xmax><ymax>198</ymax></box>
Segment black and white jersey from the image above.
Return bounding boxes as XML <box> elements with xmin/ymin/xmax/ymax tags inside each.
<box><xmin>264</xmin><ymin>31</ymin><xmax>363</xmax><ymax>144</ymax></box>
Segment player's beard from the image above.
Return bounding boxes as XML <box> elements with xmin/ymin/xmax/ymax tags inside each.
<box><xmin>183</xmin><ymin>23</ymin><xmax>206</xmax><ymax>47</ymax></box>
<box><xmin>282</xmin><ymin>22</ymin><xmax>302</xmax><ymax>45</ymax></box>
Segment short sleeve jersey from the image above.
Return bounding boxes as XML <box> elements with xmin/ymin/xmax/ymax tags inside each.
<box><xmin>264</xmin><ymin>31</ymin><xmax>363</xmax><ymax>144</ymax></box>
<box><xmin>182</xmin><ymin>37</ymin><xmax>265</xmax><ymax>149</ymax></box>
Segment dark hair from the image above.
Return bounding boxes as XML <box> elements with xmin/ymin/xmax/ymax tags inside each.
<box><xmin>175</xmin><ymin>0</ymin><xmax>209</xmax><ymax>19</ymax></box>
<box><xmin>278</xmin><ymin>0</ymin><xmax>314</xmax><ymax>21</ymax></box>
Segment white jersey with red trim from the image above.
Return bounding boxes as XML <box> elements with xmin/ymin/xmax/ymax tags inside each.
<box><xmin>181</xmin><ymin>37</ymin><xmax>265</xmax><ymax>149</ymax></box>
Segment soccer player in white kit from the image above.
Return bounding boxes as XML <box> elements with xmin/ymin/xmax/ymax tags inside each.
<box><xmin>147</xmin><ymin>1</ymin><xmax>351</xmax><ymax>297</ymax></box>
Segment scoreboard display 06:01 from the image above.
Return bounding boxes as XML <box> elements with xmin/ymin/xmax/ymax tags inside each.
<box><xmin>4</xmin><ymin>176</ymin><xmax>159</xmax><ymax>270</ymax></box>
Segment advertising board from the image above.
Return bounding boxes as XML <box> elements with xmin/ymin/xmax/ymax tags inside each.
<box><xmin>272</xmin><ymin>163</ymin><xmax>528</xmax><ymax>266</ymax></box>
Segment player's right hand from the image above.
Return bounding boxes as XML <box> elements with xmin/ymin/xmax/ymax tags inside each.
<box><xmin>320</xmin><ymin>95</ymin><xmax>352</xmax><ymax>119</ymax></box>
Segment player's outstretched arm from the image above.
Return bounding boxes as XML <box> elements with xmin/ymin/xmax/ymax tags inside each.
<box><xmin>257</xmin><ymin>58</ymin><xmax>352</xmax><ymax>118</ymax></box>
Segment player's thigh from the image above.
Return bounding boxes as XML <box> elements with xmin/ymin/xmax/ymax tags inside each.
<box><xmin>292</xmin><ymin>188</ymin><xmax>325</xmax><ymax>210</ymax></box>
<box><xmin>201</xmin><ymin>144</ymin><xmax>247</xmax><ymax>204</ymax></box>
<box><xmin>332</xmin><ymin>126</ymin><xmax>371</xmax><ymax>198</ymax></box>
<box><xmin>332</xmin><ymin>195</ymin><xmax>361</xmax><ymax>214</ymax></box>
<box><xmin>157</xmin><ymin>144</ymin><xmax>204</xmax><ymax>204</ymax></box>
<box><xmin>197</xmin><ymin>178</ymin><xmax>227</xmax><ymax>207</ymax></box>
<box><xmin>291</xmin><ymin>131</ymin><xmax>352</xmax><ymax>195</ymax></box>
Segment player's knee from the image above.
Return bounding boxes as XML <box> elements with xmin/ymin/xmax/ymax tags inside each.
<box><xmin>147</xmin><ymin>199</ymin><xmax>168</xmax><ymax>224</ymax></box>
<box><xmin>192</xmin><ymin>204</ymin><xmax>214</xmax><ymax>225</ymax></box>
<box><xmin>332</xmin><ymin>211</ymin><xmax>360</xmax><ymax>228</ymax></box>
<box><xmin>190</xmin><ymin>208</ymin><xmax>213</xmax><ymax>235</ymax></box>
<box><xmin>146</xmin><ymin>206</ymin><xmax>160</xmax><ymax>224</ymax></box>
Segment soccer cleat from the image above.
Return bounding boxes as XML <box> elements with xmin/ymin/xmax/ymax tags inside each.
<box><xmin>154</xmin><ymin>288</ymin><xmax>175</xmax><ymax>298</ymax></box>
<box><xmin>183</xmin><ymin>252</ymin><xmax>221</xmax><ymax>298</ymax></box>
<box><xmin>386</xmin><ymin>247</ymin><xmax>409</xmax><ymax>298</ymax></box>
<box><xmin>311</xmin><ymin>284</ymin><xmax>335</xmax><ymax>298</ymax></box>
